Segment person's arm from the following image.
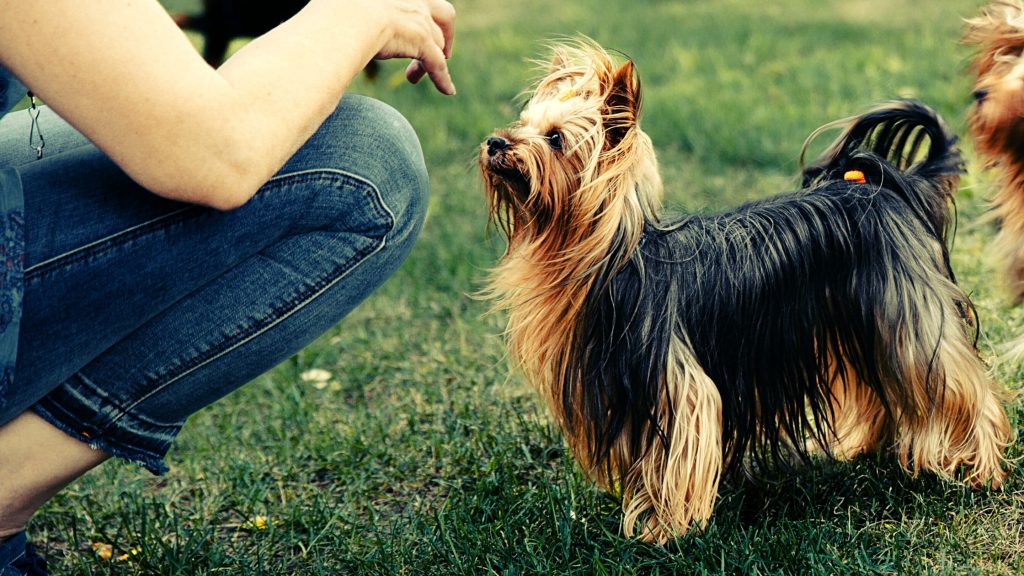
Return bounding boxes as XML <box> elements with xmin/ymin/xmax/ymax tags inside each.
<box><xmin>0</xmin><ymin>0</ymin><xmax>456</xmax><ymax>210</ymax></box>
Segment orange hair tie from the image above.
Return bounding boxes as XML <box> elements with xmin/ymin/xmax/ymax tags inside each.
<box><xmin>844</xmin><ymin>170</ymin><xmax>866</xmax><ymax>184</ymax></box>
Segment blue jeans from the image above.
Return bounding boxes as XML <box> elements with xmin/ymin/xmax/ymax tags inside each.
<box><xmin>0</xmin><ymin>95</ymin><xmax>428</xmax><ymax>473</ymax></box>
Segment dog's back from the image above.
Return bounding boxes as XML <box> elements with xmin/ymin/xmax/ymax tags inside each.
<box><xmin>580</xmin><ymin>102</ymin><xmax>990</xmax><ymax>479</ymax></box>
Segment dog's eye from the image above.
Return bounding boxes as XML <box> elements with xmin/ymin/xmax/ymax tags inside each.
<box><xmin>547</xmin><ymin>130</ymin><xmax>563</xmax><ymax>151</ymax></box>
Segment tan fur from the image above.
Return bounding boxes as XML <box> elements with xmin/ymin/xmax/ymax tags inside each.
<box><xmin>883</xmin><ymin>277</ymin><xmax>1011</xmax><ymax>487</ymax></box>
<box><xmin>620</xmin><ymin>335</ymin><xmax>722</xmax><ymax>544</ymax></box>
<box><xmin>826</xmin><ymin>360</ymin><xmax>890</xmax><ymax>459</ymax></box>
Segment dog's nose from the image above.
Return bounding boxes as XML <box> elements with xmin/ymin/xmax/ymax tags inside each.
<box><xmin>973</xmin><ymin>88</ymin><xmax>989</xmax><ymax>103</ymax></box>
<box><xmin>487</xmin><ymin>136</ymin><xmax>510</xmax><ymax>156</ymax></box>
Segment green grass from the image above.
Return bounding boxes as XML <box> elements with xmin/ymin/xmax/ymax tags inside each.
<box><xmin>32</xmin><ymin>0</ymin><xmax>1024</xmax><ymax>574</ymax></box>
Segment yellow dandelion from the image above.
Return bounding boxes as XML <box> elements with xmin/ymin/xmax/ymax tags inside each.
<box><xmin>241</xmin><ymin>514</ymin><xmax>276</xmax><ymax>531</ymax></box>
<box><xmin>116</xmin><ymin>547</ymin><xmax>141</xmax><ymax>562</ymax></box>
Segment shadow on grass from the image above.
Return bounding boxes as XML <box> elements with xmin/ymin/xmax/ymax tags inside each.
<box><xmin>410</xmin><ymin>440</ymin><xmax>1022</xmax><ymax>575</ymax></box>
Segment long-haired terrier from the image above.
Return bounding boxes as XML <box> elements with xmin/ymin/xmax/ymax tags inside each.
<box><xmin>480</xmin><ymin>40</ymin><xmax>1011</xmax><ymax>543</ymax></box>
<box><xmin>965</xmin><ymin>0</ymin><xmax>1024</xmax><ymax>302</ymax></box>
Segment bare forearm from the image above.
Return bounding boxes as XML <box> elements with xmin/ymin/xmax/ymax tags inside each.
<box><xmin>0</xmin><ymin>0</ymin><xmax>454</xmax><ymax>209</ymax></box>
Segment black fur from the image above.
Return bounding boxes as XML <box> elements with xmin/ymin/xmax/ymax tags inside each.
<box><xmin>566</xmin><ymin>102</ymin><xmax>967</xmax><ymax>481</ymax></box>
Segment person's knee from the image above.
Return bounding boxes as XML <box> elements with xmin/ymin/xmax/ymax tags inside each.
<box><xmin>373</xmin><ymin>100</ymin><xmax>429</xmax><ymax>249</ymax></box>
<box><xmin>325</xmin><ymin>96</ymin><xmax>429</xmax><ymax>247</ymax></box>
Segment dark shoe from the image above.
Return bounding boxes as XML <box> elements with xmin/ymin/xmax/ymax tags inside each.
<box><xmin>0</xmin><ymin>532</ymin><xmax>47</xmax><ymax>576</ymax></box>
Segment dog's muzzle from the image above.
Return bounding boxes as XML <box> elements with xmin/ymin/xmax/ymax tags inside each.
<box><xmin>487</xmin><ymin>136</ymin><xmax>511</xmax><ymax>157</ymax></box>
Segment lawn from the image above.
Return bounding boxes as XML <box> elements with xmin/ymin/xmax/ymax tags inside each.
<box><xmin>31</xmin><ymin>0</ymin><xmax>1024</xmax><ymax>574</ymax></box>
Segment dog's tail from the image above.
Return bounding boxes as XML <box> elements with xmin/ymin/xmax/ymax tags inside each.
<box><xmin>800</xmin><ymin>100</ymin><xmax>963</xmax><ymax>245</ymax></box>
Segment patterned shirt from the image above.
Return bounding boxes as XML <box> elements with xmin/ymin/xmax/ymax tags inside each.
<box><xmin>0</xmin><ymin>66</ymin><xmax>28</xmax><ymax>410</ymax></box>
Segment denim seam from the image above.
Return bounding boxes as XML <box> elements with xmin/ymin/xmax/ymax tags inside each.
<box><xmin>265</xmin><ymin>167</ymin><xmax>378</xmax><ymax>188</ymax></box>
<box><xmin>267</xmin><ymin>168</ymin><xmax>394</xmax><ymax>224</ymax></box>
<box><xmin>24</xmin><ymin>206</ymin><xmax>197</xmax><ymax>278</ymax></box>
<box><xmin>63</xmin><ymin>371</ymin><xmax>187</xmax><ymax>428</ymax></box>
<box><xmin>260</xmin><ymin>169</ymin><xmax>393</xmax><ymax>237</ymax></box>
<box><xmin>102</xmin><ymin>169</ymin><xmax>397</xmax><ymax>429</ymax></box>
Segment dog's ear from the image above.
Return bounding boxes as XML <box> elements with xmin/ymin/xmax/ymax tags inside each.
<box><xmin>605</xmin><ymin>60</ymin><xmax>641</xmax><ymax>147</ymax></box>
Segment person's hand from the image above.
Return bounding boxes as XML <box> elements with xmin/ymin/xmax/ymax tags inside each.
<box><xmin>372</xmin><ymin>0</ymin><xmax>457</xmax><ymax>95</ymax></box>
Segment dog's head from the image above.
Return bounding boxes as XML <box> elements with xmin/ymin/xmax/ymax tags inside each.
<box><xmin>965</xmin><ymin>1</ymin><xmax>1024</xmax><ymax>163</ymax></box>
<box><xmin>479</xmin><ymin>39</ymin><xmax>662</xmax><ymax>255</ymax></box>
